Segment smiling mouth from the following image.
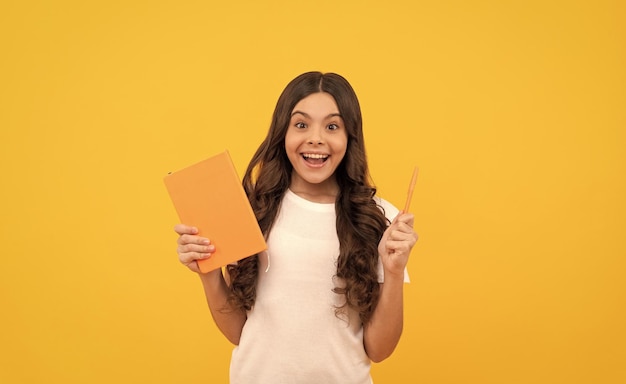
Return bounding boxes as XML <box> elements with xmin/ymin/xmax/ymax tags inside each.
<box><xmin>302</xmin><ymin>153</ymin><xmax>329</xmax><ymax>165</ymax></box>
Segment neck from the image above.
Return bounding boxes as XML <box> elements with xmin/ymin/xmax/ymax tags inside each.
<box><xmin>289</xmin><ymin>177</ymin><xmax>339</xmax><ymax>204</ymax></box>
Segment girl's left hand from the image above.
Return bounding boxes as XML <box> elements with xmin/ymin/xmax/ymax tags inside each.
<box><xmin>378</xmin><ymin>212</ymin><xmax>418</xmax><ymax>277</ymax></box>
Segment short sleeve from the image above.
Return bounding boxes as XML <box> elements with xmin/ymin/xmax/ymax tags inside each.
<box><xmin>374</xmin><ymin>196</ymin><xmax>411</xmax><ymax>284</ymax></box>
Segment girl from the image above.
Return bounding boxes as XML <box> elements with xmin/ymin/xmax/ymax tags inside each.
<box><xmin>175</xmin><ymin>72</ymin><xmax>418</xmax><ymax>383</ymax></box>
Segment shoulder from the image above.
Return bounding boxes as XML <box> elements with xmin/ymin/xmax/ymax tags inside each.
<box><xmin>373</xmin><ymin>195</ymin><xmax>399</xmax><ymax>222</ymax></box>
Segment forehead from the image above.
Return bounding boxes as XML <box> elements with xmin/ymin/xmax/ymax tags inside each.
<box><xmin>292</xmin><ymin>92</ymin><xmax>339</xmax><ymax>115</ymax></box>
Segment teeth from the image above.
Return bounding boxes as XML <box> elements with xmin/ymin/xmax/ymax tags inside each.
<box><xmin>303</xmin><ymin>153</ymin><xmax>328</xmax><ymax>159</ymax></box>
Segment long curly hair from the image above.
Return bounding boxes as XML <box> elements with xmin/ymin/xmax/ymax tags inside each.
<box><xmin>225</xmin><ymin>72</ymin><xmax>389</xmax><ymax>324</ymax></box>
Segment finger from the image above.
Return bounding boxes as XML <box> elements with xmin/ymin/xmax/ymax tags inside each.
<box><xmin>390</xmin><ymin>220</ymin><xmax>414</xmax><ymax>233</ymax></box>
<box><xmin>383</xmin><ymin>215</ymin><xmax>400</xmax><ymax>238</ymax></box>
<box><xmin>179</xmin><ymin>250</ymin><xmax>213</xmax><ymax>265</ymax></box>
<box><xmin>388</xmin><ymin>229</ymin><xmax>415</xmax><ymax>242</ymax></box>
<box><xmin>387</xmin><ymin>225</ymin><xmax>418</xmax><ymax>243</ymax></box>
<box><xmin>178</xmin><ymin>234</ymin><xmax>211</xmax><ymax>246</ymax></box>
<box><xmin>178</xmin><ymin>242</ymin><xmax>215</xmax><ymax>254</ymax></box>
<box><xmin>174</xmin><ymin>224</ymin><xmax>199</xmax><ymax>235</ymax></box>
<box><xmin>396</xmin><ymin>213</ymin><xmax>414</xmax><ymax>227</ymax></box>
<box><xmin>385</xmin><ymin>222</ymin><xmax>414</xmax><ymax>241</ymax></box>
<box><xmin>185</xmin><ymin>260</ymin><xmax>201</xmax><ymax>273</ymax></box>
<box><xmin>385</xmin><ymin>239</ymin><xmax>415</xmax><ymax>255</ymax></box>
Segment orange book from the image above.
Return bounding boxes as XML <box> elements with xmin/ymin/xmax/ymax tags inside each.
<box><xmin>164</xmin><ymin>151</ymin><xmax>266</xmax><ymax>273</ymax></box>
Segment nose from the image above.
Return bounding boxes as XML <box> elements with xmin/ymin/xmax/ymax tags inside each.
<box><xmin>307</xmin><ymin>126</ymin><xmax>323</xmax><ymax>145</ymax></box>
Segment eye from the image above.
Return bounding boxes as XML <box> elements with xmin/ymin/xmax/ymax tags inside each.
<box><xmin>295</xmin><ymin>122</ymin><xmax>307</xmax><ymax>129</ymax></box>
<box><xmin>327</xmin><ymin>123</ymin><xmax>339</xmax><ymax>131</ymax></box>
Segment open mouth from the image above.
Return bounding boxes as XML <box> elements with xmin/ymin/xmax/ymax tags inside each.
<box><xmin>302</xmin><ymin>153</ymin><xmax>329</xmax><ymax>165</ymax></box>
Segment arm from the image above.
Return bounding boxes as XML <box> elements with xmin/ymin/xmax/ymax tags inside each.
<box><xmin>175</xmin><ymin>224</ymin><xmax>247</xmax><ymax>345</ymax></box>
<box><xmin>363</xmin><ymin>213</ymin><xmax>417</xmax><ymax>362</ymax></box>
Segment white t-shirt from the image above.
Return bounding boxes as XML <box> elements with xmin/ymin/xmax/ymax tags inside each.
<box><xmin>229</xmin><ymin>190</ymin><xmax>408</xmax><ymax>384</ymax></box>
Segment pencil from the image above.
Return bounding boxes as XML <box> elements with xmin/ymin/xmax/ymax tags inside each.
<box><xmin>403</xmin><ymin>167</ymin><xmax>419</xmax><ymax>213</ymax></box>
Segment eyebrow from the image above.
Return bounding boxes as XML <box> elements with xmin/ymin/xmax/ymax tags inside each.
<box><xmin>291</xmin><ymin>110</ymin><xmax>343</xmax><ymax>119</ymax></box>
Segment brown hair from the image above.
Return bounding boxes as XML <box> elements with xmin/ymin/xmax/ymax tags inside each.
<box><xmin>225</xmin><ymin>72</ymin><xmax>388</xmax><ymax>324</ymax></box>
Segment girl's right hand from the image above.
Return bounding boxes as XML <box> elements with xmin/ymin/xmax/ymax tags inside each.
<box><xmin>174</xmin><ymin>224</ymin><xmax>215</xmax><ymax>273</ymax></box>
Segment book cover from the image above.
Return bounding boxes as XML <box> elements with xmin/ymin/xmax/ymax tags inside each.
<box><xmin>164</xmin><ymin>151</ymin><xmax>266</xmax><ymax>273</ymax></box>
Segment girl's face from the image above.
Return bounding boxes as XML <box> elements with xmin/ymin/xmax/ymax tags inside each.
<box><xmin>285</xmin><ymin>92</ymin><xmax>348</xmax><ymax>198</ymax></box>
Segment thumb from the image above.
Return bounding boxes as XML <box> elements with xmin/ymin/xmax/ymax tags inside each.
<box><xmin>395</xmin><ymin>211</ymin><xmax>415</xmax><ymax>228</ymax></box>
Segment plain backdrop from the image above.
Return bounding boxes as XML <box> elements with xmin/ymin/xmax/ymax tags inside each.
<box><xmin>1</xmin><ymin>0</ymin><xmax>624</xmax><ymax>383</ymax></box>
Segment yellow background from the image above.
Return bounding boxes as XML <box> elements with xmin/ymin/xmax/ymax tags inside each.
<box><xmin>1</xmin><ymin>0</ymin><xmax>624</xmax><ymax>383</ymax></box>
